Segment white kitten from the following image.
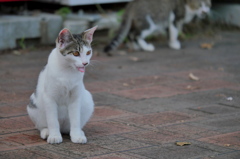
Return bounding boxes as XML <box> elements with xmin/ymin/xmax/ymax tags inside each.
<box><xmin>27</xmin><ymin>26</ymin><xmax>97</xmax><ymax>144</ymax></box>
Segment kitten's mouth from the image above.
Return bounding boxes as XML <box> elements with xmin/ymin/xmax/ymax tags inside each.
<box><xmin>76</xmin><ymin>67</ymin><xmax>85</xmax><ymax>73</ymax></box>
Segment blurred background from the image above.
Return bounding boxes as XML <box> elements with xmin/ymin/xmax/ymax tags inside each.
<box><xmin>0</xmin><ymin>0</ymin><xmax>240</xmax><ymax>53</ymax></box>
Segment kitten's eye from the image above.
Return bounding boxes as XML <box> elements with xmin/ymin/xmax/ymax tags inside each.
<box><xmin>86</xmin><ymin>50</ymin><xmax>91</xmax><ymax>55</ymax></box>
<box><xmin>72</xmin><ymin>51</ymin><xmax>80</xmax><ymax>56</ymax></box>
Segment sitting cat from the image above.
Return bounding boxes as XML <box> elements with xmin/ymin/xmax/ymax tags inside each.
<box><xmin>27</xmin><ymin>26</ymin><xmax>97</xmax><ymax>144</ymax></box>
<box><xmin>104</xmin><ymin>0</ymin><xmax>211</xmax><ymax>55</ymax></box>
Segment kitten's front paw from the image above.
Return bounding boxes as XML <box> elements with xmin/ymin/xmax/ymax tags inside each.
<box><xmin>47</xmin><ymin>134</ymin><xmax>63</xmax><ymax>144</ymax></box>
<box><xmin>71</xmin><ymin>135</ymin><xmax>87</xmax><ymax>144</ymax></box>
<box><xmin>169</xmin><ymin>40</ymin><xmax>181</xmax><ymax>50</ymax></box>
<box><xmin>70</xmin><ymin>131</ymin><xmax>87</xmax><ymax>144</ymax></box>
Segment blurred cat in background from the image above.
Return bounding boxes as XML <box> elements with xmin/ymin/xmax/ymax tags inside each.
<box><xmin>104</xmin><ymin>0</ymin><xmax>211</xmax><ymax>55</ymax></box>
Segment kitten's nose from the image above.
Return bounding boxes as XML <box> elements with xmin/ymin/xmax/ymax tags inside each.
<box><xmin>82</xmin><ymin>62</ymin><xmax>88</xmax><ymax>66</ymax></box>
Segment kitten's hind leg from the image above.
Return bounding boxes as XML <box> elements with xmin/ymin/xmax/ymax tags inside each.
<box><xmin>168</xmin><ymin>12</ymin><xmax>181</xmax><ymax>50</ymax></box>
<box><xmin>27</xmin><ymin>97</ymin><xmax>48</xmax><ymax>132</ymax></box>
<box><xmin>132</xmin><ymin>41</ymin><xmax>141</xmax><ymax>51</ymax></box>
<box><xmin>127</xmin><ymin>34</ymin><xmax>141</xmax><ymax>51</ymax></box>
<box><xmin>137</xmin><ymin>38</ymin><xmax>155</xmax><ymax>51</ymax></box>
<box><xmin>27</xmin><ymin>99</ymin><xmax>51</xmax><ymax>141</ymax></box>
<box><xmin>40</xmin><ymin>128</ymin><xmax>49</xmax><ymax>139</ymax></box>
<box><xmin>137</xmin><ymin>15</ymin><xmax>156</xmax><ymax>52</ymax></box>
<box><xmin>80</xmin><ymin>90</ymin><xmax>94</xmax><ymax>128</ymax></box>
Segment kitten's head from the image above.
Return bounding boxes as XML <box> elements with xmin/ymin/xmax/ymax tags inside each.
<box><xmin>185</xmin><ymin>0</ymin><xmax>211</xmax><ymax>18</ymax></box>
<box><xmin>56</xmin><ymin>26</ymin><xmax>97</xmax><ymax>73</ymax></box>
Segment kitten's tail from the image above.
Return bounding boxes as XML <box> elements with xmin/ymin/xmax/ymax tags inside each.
<box><xmin>103</xmin><ymin>6</ymin><xmax>133</xmax><ymax>56</ymax></box>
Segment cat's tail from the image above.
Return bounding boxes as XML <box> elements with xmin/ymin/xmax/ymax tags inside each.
<box><xmin>103</xmin><ymin>5</ymin><xmax>133</xmax><ymax>56</ymax></box>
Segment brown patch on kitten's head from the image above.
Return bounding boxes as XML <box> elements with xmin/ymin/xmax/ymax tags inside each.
<box><xmin>56</xmin><ymin>26</ymin><xmax>98</xmax><ymax>56</ymax></box>
<box><xmin>56</xmin><ymin>28</ymin><xmax>77</xmax><ymax>56</ymax></box>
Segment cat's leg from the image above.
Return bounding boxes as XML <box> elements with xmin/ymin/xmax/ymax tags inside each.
<box><xmin>168</xmin><ymin>12</ymin><xmax>181</xmax><ymax>50</ymax></box>
<box><xmin>137</xmin><ymin>38</ymin><xmax>155</xmax><ymax>52</ymax></box>
<box><xmin>176</xmin><ymin>20</ymin><xmax>184</xmax><ymax>35</ymax></box>
<box><xmin>137</xmin><ymin>15</ymin><xmax>156</xmax><ymax>52</ymax></box>
<box><xmin>127</xmin><ymin>34</ymin><xmax>141</xmax><ymax>51</ymax></box>
<box><xmin>43</xmin><ymin>96</ymin><xmax>62</xmax><ymax>144</ymax></box>
<box><xmin>176</xmin><ymin>20</ymin><xmax>187</xmax><ymax>39</ymax></box>
<box><xmin>28</xmin><ymin>106</ymin><xmax>49</xmax><ymax>139</ymax></box>
<box><xmin>68</xmin><ymin>89</ymin><xmax>92</xmax><ymax>144</ymax></box>
<box><xmin>68</xmin><ymin>101</ymin><xmax>87</xmax><ymax>143</ymax></box>
<box><xmin>40</xmin><ymin>128</ymin><xmax>49</xmax><ymax>139</ymax></box>
<box><xmin>129</xmin><ymin>41</ymin><xmax>141</xmax><ymax>51</ymax></box>
<box><xmin>27</xmin><ymin>95</ymin><xmax>49</xmax><ymax>140</ymax></box>
<box><xmin>68</xmin><ymin>89</ymin><xmax>94</xmax><ymax>144</ymax></box>
<box><xmin>69</xmin><ymin>90</ymin><xmax>94</xmax><ymax>144</ymax></box>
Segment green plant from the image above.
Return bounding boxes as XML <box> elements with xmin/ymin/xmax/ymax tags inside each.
<box><xmin>116</xmin><ymin>9</ymin><xmax>125</xmax><ymax>22</ymax></box>
<box><xmin>55</xmin><ymin>7</ymin><xmax>71</xmax><ymax>18</ymax></box>
<box><xmin>18</xmin><ymin>37</ymin><xmax>26</xmax><ymax>49</ymax></box>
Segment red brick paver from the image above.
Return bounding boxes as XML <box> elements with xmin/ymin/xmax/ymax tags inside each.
<box><xmin>199</xmin><ymin>131</ymin><xmax>240</xmax><ymax>150</ymax></box>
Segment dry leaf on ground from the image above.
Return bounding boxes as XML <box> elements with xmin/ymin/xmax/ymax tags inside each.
<box><xmin>215</xmin><ymin>94</ymin><xmax>227</xmax><ymax>98</ymax></box>
<box><xmin>186</xmin><ymin>85</ymin><xmax>200</xmax><ymax>90</ymax></box>
<box><xmin>224</xmin><ymin>144</ymin><xmax>231</xmax><ymax>147</ymax></box>
<box><xmin>200</xmin><ymin>43</ymin><xmax>214</xmax><ymax>49</ymax></box>
<box><xmin>189</xmin><ymin>73</ymin><xmax>199</xmax><ymax>81</ymax></box>
<box><xmin>129</xmin><ymin>56</ymin><xmax>140</xmax><ymax>62</ymax></box>
<box><xmin>175</xmin><ymin>142</ymin><xmax>191</xmax><ymax>146</ymax></box>
<box><xmin>123</xmin><ymin>83</ymin><xmax>129</xmax><ymax>86</ymax></box>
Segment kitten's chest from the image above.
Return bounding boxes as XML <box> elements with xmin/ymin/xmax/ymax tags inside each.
<box><xmin>53</xmin><ymin>70</ymin><xmax>82</xmax><ymax>89</ymax></box>
<box><xmin>54</xmin><ymin>77</ymin><xmax>82</xmax><ymax>104</ymax></box>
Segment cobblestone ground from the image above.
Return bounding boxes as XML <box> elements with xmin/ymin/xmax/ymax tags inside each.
<box><xmin>0</xmin><ymin>31</ymin><xmax>240</xmax><ymax>159</ymax></box>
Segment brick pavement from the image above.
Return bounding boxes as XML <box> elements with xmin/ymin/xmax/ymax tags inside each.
<box><xmin>0</xmin><ymin>31</ymin><xmax>240</xmax><ymax>158</ymax></box>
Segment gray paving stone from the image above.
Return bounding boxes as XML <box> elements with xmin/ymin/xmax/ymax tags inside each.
<box><xmin>125</xmin><ymin>144</ymin><xmax>223</xmax><ymax>159</ymax></box>
<box><xmin>125</xmin><ymin>140</ymin><xmax>233</xmax><ymax>158</ymax></box>
<box><xmin>0</xmin><ymin>149</ymin><xmax>49</xmax><ymax>159</ymax></box>
<box><xmin>189</xmin><ymin>104</ymin><xmax>239</xmax><ymax>115</ymax></box>
<box><xmin>89</xmin><ymin>134</ymin><xmax>151</xmax><ymax>152</ymax></box>
<box><xmin>117</xmin><ymin>89</ymin><xmax>240</xmax><ymax>114</ymax></box>
<box><xmin>93</xmin><ymin>92</ymin><xmax>133</xmax><ymax>106</ymax></box>
<box><xmin>38</xmin><ymin>142</ymin><xmax>112</xmax><ymax>158</ymax></box>
<box><xmin>211</xmin><ymin>150</ymin><xmax>240</xmax><ymax>159</ymax></box>
<box><xmin>189</xmin><ymin>113</ymin><xmax>240</xmax><ymax>133</ymax></box>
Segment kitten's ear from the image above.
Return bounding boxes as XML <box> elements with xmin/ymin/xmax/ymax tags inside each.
<box><xmin>82</xmin><ymin>26</ymin><xmax>98</xmax><ymax>44</ymax></box>
<box><xmin>57</xmin><ymin>28</ymin><xmax>73</xmax><ymax>49</ymax></box>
